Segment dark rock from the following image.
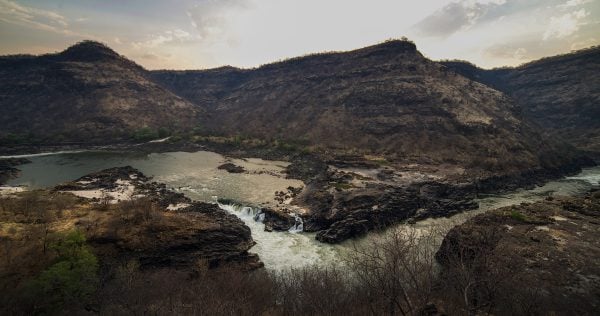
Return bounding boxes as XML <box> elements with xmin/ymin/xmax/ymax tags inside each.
<box><xmin>285</xmin><ymin>154</ymin><xmax>328</xmax><ymax>182</ymax></box>
<box><xmin>53</xmin><ymin>166</ymin><xmax>262</xmax><ymax>270</ymax></box>
<box><xmin>306</xmin><ymin>181</ymin><xmax>480</xmax><ymax>243</ymax></box>
<box><xmin>316</xmin><ymin>218</ymin><xmax>370</xmax><ymax>243</ymax></box>
<box><xmin>100</xmin><ymin>202</ymin><xmax>260</xmax><ymax>270</ymax></box>
<box><xmin>260</xmin><ymin>208</ymin><xmax>295</xmax><ymax>232</ymax></box>
<box><xmin>217</xmin><ymin>163</ymin><xmax>245</xmax><ymax>173</ymax></box>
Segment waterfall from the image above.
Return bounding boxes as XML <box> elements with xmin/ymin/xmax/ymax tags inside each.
<box><xmin>219</xmin><ymin>201</ymin><xmax>303</xmax><ymax>233</ymax></box>
<box><xmin>240</xmin><ymin>206</ymin><xmax>256</xmax><ymax>216</ymax></box>
<box><xmin>288</xmin><ymin>213</ymin><xmax>304</xmax><ymax>233</ymax></box>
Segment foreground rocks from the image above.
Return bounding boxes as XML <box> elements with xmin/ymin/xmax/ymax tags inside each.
<box><xmin>436</xmin><ymin>189</ymin><xmax>600</xmax><ymax>314</ymax></box>
<box><xmin>54</xmin><ymin>166</ymin><xmax>262</xmax><ymax>270</ymax></box>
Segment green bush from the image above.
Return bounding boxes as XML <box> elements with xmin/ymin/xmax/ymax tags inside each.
<box><xmin>510</xmin><ymin>210</ymin><xmax>528</xmax><ymax>222</ymax></box>
<box><xmin>157</xmin><ymin>127</ymin><xmax>171</xmax><ymax>138</ymax></box>
<box><xmin>131</xmin><ymin>127</ymin><xmax>159</xmax><ymax>142</ymax></box>
<box><xmin>27</xmin><ymin>230</ymin><xmax>99</xmax><ymax>312</ymax></box>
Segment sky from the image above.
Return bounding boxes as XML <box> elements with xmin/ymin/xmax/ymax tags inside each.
<box><xmin>1</xmin><ymin>0</ymin><xmax>599</xmax><ymax>69</ymax></box>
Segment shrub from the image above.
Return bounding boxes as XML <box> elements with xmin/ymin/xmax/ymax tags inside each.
<box><xmin>510</xmin><ymin>210</ymin><xmax>528</xmax><ymax>222</ymax></box>
<box><xmin>131</xmin><ymin>127</ymin><xmax>159</xmax><ymax>142</ymax></box>
<box><xmin>26</xmin><ymin>230</ymin><xmax>99</xmax><ymax>312</ymax></box>
<box><xmin>157</xmin><ymin>127</ymin><xmax>171</xmax><ymax>138</ymax></box>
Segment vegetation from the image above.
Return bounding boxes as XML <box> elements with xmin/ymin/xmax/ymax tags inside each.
<box><xmin>131</xmin><ymin>127</ymin><xmax>160</xmax><ymax>142</ymax></box>
<box><xmin>510</xmin><ymin>209</ymin><xmax>528</xmax><ymax>222</ymax></box>
<box><xmin>0</xmin><ymin>189</ymin><xmax>590</xmax><ymax>315</ymax></box>
<box><xmin>331</xmin><ymin>182</ymin><xmax>355</xmax><ymax>190</ymax></box>
<box><xmin>26</xmin><ymin>231</ymin><xmax>99</xmax><ymax>313</ymax></box>
<box><xmin>0</xmin><ymin>132</ymin><xmax>40</xmax><ymax>145</ymax></box>
<box><xmin>191</xmin><ymin>134</ymin><xmax>314</xmax><ymax>154</ymax></box>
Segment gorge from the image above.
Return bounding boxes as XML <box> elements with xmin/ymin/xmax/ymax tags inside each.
<box><xmin>1</xmin><ymin>38</ymin><xmax>599</xmax><ymax>314</ymax></box>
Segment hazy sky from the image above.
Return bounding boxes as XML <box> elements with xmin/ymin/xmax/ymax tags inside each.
<box><xmin>1</xmin><ymin>0</ymin><xmax>599</xmax><ymax>69</ymax></box>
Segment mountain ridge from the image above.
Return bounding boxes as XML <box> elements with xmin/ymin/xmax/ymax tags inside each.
<box><xmin>0</xmin><ymin>40</ymin><xmax>202</xmax><ymax>144</ymax></box>
<box><xmin>151</xmin><ymin>39</ymin><xmax>586</xmax><ymax>178</ymax></box>
<box><xmin>0</xmin><ymin>39</ymin><xmax>594</xmax><ymax>180</ymax></box>
<box><xmin>441</xmin><ymin>46</ymin><xmax>600</xmax><ymax>152</ymax></box>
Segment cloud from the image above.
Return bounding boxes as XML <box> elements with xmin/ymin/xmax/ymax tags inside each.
<box><xmin>0</xmin><ymin>0</ymin><xmax>97</xmax><ymax>39</ymax></box>
<box><xmin>558</xmin><ymin>0</ymin><xmax>592</xmax><ymax>8</ymax></box>
<box><xmin>132</xmin><ymin>29</ymin><xmax>195</xmax><ymax>49</ymax></box>
<box><xmin>484</xmin><ymin>44</ymin><xmax>529</xmax><ymax>60</ymax></box>
<box><xmin>139</xmin><ymin>52</ymin><xmax>163</xmax><ymax>60</ymax></box>
<box><xmin>543</xmin><ymin>9</ymin><xmax>589</xmax><ymax>40</ymax></box>
<box><xmin>413</xmin><ymin>0</ymin><xmax>508</xmax><ymax>38</ymax></box>
<box><xmin>0</xmin><ymin>0</ymin><xmax>68</xmax><ymax>31</ymax></box>
<box><xmin>186</xmin><ymin>0</ymin><xmax>249</xmax><ymax>41</ymax></box>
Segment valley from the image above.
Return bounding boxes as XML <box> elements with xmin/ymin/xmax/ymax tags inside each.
<box><xmin>1</xmin><ymin>38</ymin><xmax>599</xmax><ymax>314</ymax></box>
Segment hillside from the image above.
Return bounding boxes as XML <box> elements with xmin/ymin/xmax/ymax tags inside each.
<box><xmin>437</xmin><ymin>189</ymin><xmax>600</xmax><ymax>314</ymax></box>
<box><xmin>0</xmin><ymin>41</ymin><xmax>202</xmax><ymax>145</ymax></box>
<box><xmin>441</xmin><ymin>46</ymin><xmax>600</xmax><ymax>152</ymax></box>
<box><xmin>152</xmin><ymin>40</ymin><xmax>584</xmax><ymax>178</ymax></box>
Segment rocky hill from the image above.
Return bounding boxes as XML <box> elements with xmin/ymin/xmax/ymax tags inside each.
<box><xmin>0</xmin><ymin>40</ymin><xmax>592</xmax><ymax>179</ymax></box>
<box><xmin>441</xmin><ymin>46</ymin><xmax>600</xmax><ymax>152</ymax></box>
<box><xmin>0</xmin><ymin>41</ymin><xmax>201</xmax><ymax>144</ymax></box>
<box><xmin>436</xmin><ymin>189</ymin><xmax>600</xmax><ymax>314</ymax></box>
<box><xmin>152</xmin><ymin>40</ymin><xmax>585</xmax><ymax>178</ymax></box>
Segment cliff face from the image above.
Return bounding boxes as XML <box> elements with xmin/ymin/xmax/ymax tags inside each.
<box><xmin>0</xmin><ymin>41</ymin><xmax>202</xmax><ymax>144</ymax></box>
<box><xmin>442</xmin><ymin>47</ymin><xmax>600</xmax><ymax>152</ymax></box>
<box><xmin>152</xmin><ymin>40</ymin><xmax>584</xmax><ymax>177</ymax></box>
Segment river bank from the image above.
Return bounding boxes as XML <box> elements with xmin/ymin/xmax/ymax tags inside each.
<box><xmin>2</xmin><ymin>142</ymin><xmax>597</xmax><ymax>246</ymax></box>
<box><xmin>2</xmin><ymin>149</ymin><xmax>599</xmax><ymax>271</ymax></box>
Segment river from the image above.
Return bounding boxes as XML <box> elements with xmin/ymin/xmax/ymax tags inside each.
<box><xmin>5</xmin><ymin>150</ymin><xmax>600</xmax><ymax>270</ymax></box>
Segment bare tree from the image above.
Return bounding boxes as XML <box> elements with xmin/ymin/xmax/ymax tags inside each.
<box><xmin>345</xmin><ymin>226</ymin><xmax>442</xmax><ymax>315</ymax></box>
<box><xmin>34</xmin><ymin>209</ymin><xmax>56</xmax><ymax>255</ymax></box>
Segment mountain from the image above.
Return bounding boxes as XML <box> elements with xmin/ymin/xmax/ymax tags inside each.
<box><xmin>0</xmin><ymin>40</ymin><xmax>590</xmax><ymax>178</ymax></box>
<box><xmin>441</xmin><ymin>46</ymin><xmax>600</xmax><ymax>152</ymax></box>
<box><xmin>152</xmin><ymin>40</ymin><xmax>583</xmax><ymax>177</ymax></box>
<box><xmin>0</xmin><ymin>41</ymin><xmax>201</xmax><ymax>144</ymax></box>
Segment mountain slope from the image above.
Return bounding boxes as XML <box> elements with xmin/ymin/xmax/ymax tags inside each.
<box><xmin>441</xmin><ymin>46</ymin><xmax>600</xmax><ymax>152</ymax></box>
<box><xmin>152</xmin><ymin>40</ymin><xmax>583</xmax><ymax>177</ymax></box>
<box><xmin>0</xmin><ymin>41</ymin><xmax>201</xmax><ymax>144</ymax></box>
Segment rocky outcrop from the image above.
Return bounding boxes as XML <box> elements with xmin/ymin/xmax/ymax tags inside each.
<box><xmin>55</xmin><ymin>166</ymin><xmax>261</xmax><ymax>270</ymax></box>
<box><xmin>217</xmin><ymin>163</ymin><xmax>245</xmax><ymax>173</ymax></box>
<box><xmin>436</xmin><ymin>189</ymin><xmax>600</xmax><ymax>314</ymax></box>
<box><xmin>313</xmin><ymin>182</ymin><xmax>478</xmax><ymax>243</ymax></box>
<box><xmin>91</xmin><ymin>202</ymin><xmax>261</xmax><ymax>270</ymax></box>
<box><xmin>284</xmin><ymin>151</ymin><xmax>593</xmax><ymax>243</ymax></box>
<box><xmin>259</xmin><ymin>208</ymin><xmax>295</xmax><ymax>232</ymax></box>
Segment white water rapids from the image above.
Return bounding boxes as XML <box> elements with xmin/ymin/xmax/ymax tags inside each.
<box><xmin>5</xmin><ymin>150</ymin><xmax>600</xmax><ymax>270</ymax></box>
